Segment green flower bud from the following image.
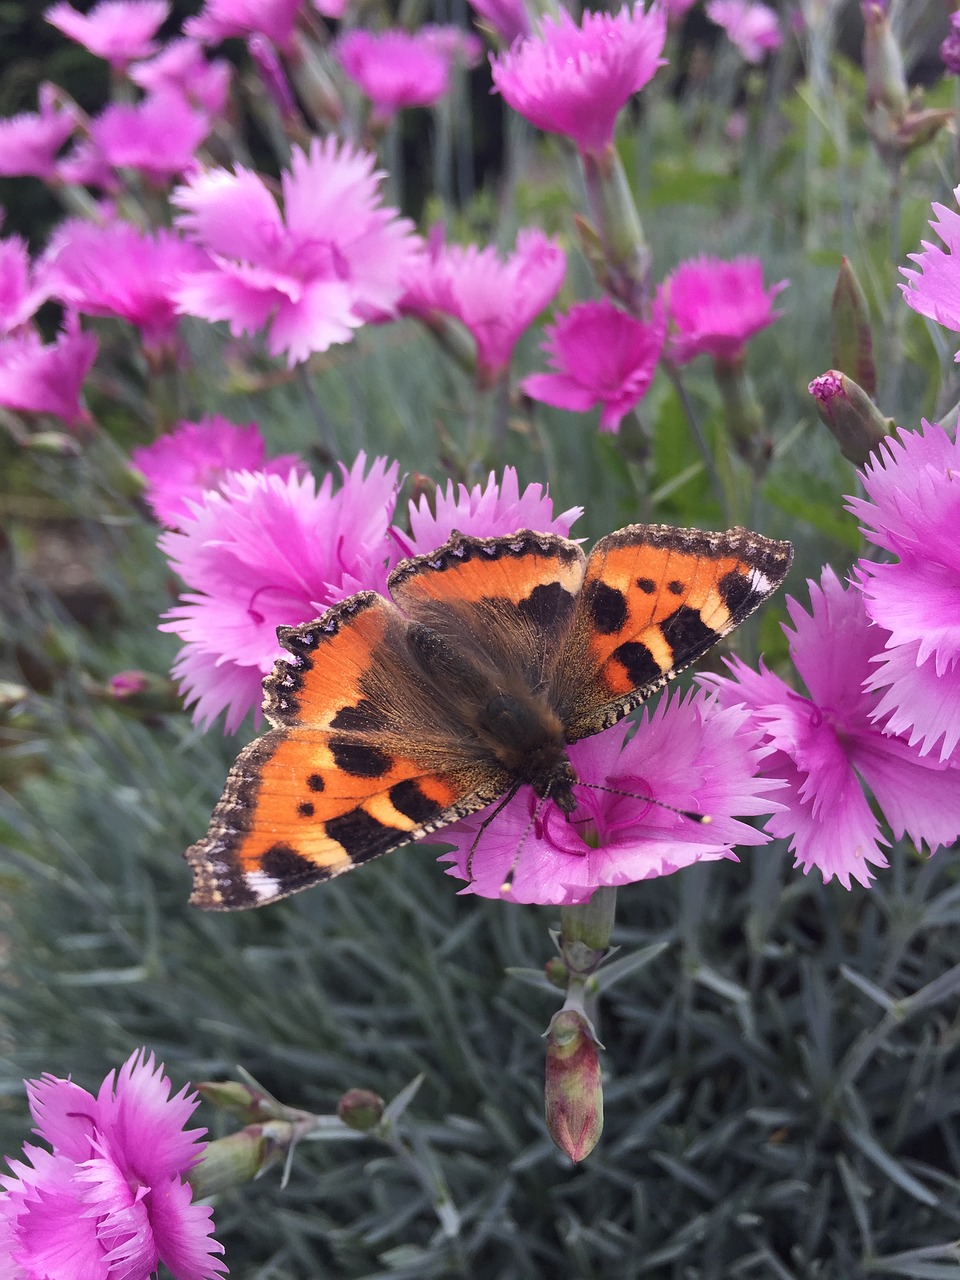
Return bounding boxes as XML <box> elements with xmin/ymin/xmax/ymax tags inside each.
<box><xmin>337</xmin><ymin>1089</ymin><xmax>385</xmax><ymax>1132</ymax></box>
<box><xmin>808</xmin><ymin>370</ymin><xmax>894</xmax><ymax>464</ymax></box>
<box><xmin>544</xmin><ymin>1009</ymin><xmax>603</xmax><ymax>1162</ymax></box>
<box><xmin>188</xmin><ymin>1123</ymin><xmax>288</xmax><ymax>1197</ymax></box>
<box><xmin>830</xmin><ymin>257</ymin><xmax>876</xmax><ymax>399</ymax></box>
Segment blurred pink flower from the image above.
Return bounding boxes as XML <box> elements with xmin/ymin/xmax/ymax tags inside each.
<box><xmin>705</xmin><ymin>567</ymin><xmax>960</xmax><ymax>889</ymax></box>
<box><xmin>0</xmin><ymin>316</ymin><xmax>97</xmax><ymax>427</ymax></box>
<box><xmin>941</xmin><ymin>12</ymin><xmax>960</xmax><ymax>75</ymax></box>
<box><xmin>90</xmin><ymin>89</ymin><xmax>211</xmax><ymax>184</ymax></box>
<box><xmin>0</xmin><ymin>86</ymin><xmax>76</xmax><ymax>180</ymax></box>
<box><xmin>186</xmin><ymin>0</ymin><xmax>303</xmax><ymax>50</ymax></box>
<box><xmin>705</xmin><ymin>0</ymin><xmax>782</xmax><ymax>63</ymax></box>
<box><xmin>521</xmin><ymin>297</ymin><xmax>664</xmax><ymax>433</ymax></box>
<box><xmin>55</xmin><ymin>136</ymin><xmax>121</xmax><ymax>191</ymax></box>
<box><xmin>313</xmin><ymin>0</ymin><xmax>349</xmax><ymax>17</ymax></box>
<box><xmin>662</xmin><ymin>0</ymin><xmax>698</xmax><ymax>20</ymax></box>
<box><xmin>336</xmin><ymin>30</ymin><xmax>451</xmax><ymax>118</ymax></box>
<box><xmin>0</xmin><ymin>232</ymin><xmax>50</xmax><ymax>334</ymax></box>
<box><xmin>44</xmin><ymin>218</ymin><xmax>209</xmax><ymax>352</ymax></box>
<box><xmin>173</xmin><ymin>138</ymin><xmax>418</xmax><ymax>366</ymax></box>
<box><xmin>848</xmin><ymin>422</ymin><xmax>960</xmax><ymax>762</ymax></box>
<box><xmin>420</xmin><ymin>24</ymin><xmax>484</xmax><ymax>69</ymax></box>
<box><xmin>133</xmin><ymin>414</ymin><xmax>303</xmax><ymax>527</ymax></box>
<box><xmin>663</xmin><ymin>254</ymin><xmax>787</xmax><ymax>364</ymax></box>
<box><xmin>467</xmin><ymin>0</ymin><xmax>530</xmax><ymax>45</ymax></box>
<box><xmin>900</xmin><ymin>189</ymin><xmax>960</xmax><ymax>358</ymax></box>
<box><xmin>130</xmin><ymin>38</ymin><xmax>232</xmax><ymax>116</ymax></box>
<box><xmin>490</xmin><ymin>4</ymin><xmax>667</xmax><ymax>157</ymax></box>
<box><xmin>160</xmin><ymin>454</ymin><xmax>401</xmax><ymax>731</ymax></box>
<box><xmin>0</xmin><ymin>1049</ymin><xmax>225</xmax><ymax>1280</ymax></box>
<box><xmin>399</xmin><ymin>465</ymin><xmax>582</xmax><ymax>555</ymax></box>
<box><xmin>400</xmin><ymin>227</ymin><xmax>565</xmax><ymax>382</ymax></box>
<box><xmin>45</xmin><ymin>0</ymin><xmax>170</xmax><ymax>67</ymax></box>
<box><xmin>440</xmin><ymin>692</ymin><xmax>781</xmax><ymax>905</ymax></box>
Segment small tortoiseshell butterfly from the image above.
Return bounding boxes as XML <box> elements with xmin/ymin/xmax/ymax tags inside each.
<box><xmin>186</xmin><ymin>524</ymin><xmax>792</xmax><ymax>909</ymax></box>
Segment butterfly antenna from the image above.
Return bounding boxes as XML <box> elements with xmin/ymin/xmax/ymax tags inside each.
<box><xmin>578</xmin><ymin>781</ymin><xmax>711</xmax><ymax>825</ymax></box>
<box><xmin>500</xmin><ymin>793</ymin><xmax>552</xmax><ymax>897</ymax></box>
<box><xmin>466</xmin><ymin>783</ymin><xmax>521</xmax><ymax>880</ymax></box>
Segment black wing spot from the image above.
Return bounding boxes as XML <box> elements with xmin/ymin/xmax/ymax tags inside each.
<box><xmin>307</xmin><ymin>773</ymin><xmax>325</xmax><ymax>792</ymax></box>
<box><xmin>326</xmin><ymin>807</ymin><xmax>397</xmax><ymax>857</ymax></box>
<box><xmin>298</xmin><ymin>801</ymin><xmax>315</xmax><ymax>817</ymax></box>
<box><xmin>518</xmin><ymin>581</ymin><xmax>577</xmax><ymax>632</ymax></box>
<box><xmin>667</xmin><ymin>579</ymin><xmax>685</xmax><ymax>596</ymax></box>
<box><xmin>586</xmin><ymin>580</ymin><xmax>629</xmax><ymax>634</ymax></box>
<box><xmin>636</xmin><ymin>576</ymin><xmax>656</xmax><ymax>594</ymax></box>
<box><xmin>611</xmin><ymin>640</ymin><xmax>662</xmax><ymax>687</ymax></box>
<box><xmin>330</xmin><ymin>737</ymin><xmax>392</xmax><ymax>778</ymax></box>
<box><xmin>660</xmin><ymin>604</ymin><xmax>718</xmax><ymax>658</ymax></box>
<box><xmin>261</xmin><ymin>843</ymin><xmax>317</xmax><ymax>882</ymax></box>
<box><xmin>330</xmin><ymin>699</ymin><xmax>389</xmax><ymax>732</ymax></box>
<box><xmin>390</xmin><ymin>779</ymin><xmax>443</xmax><ymax>824</ymax></box>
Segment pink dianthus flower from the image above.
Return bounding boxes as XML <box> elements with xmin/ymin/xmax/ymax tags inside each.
<box><xmin>704</xmin><ymin>567</ymin><xmax>960</xmax><ymax>889</ymax></box>
<box><xmin>44</xmin><ymin>218</ymin><xmax>209</xmax><ymax>353</ymax></box>
<box><xmin>521</xmin><ymin>297</ymin><xmax>664</xmax><ymax>433</ymax></box>
<box><xmin>160</xmin><ymin>454</ymin><xmax>401</xmax><ymax>732</ymax></box>
<box><xmin>0</xmin><ymin>86</ymin><xmax>77</xmax><ymax>180</ymax></box>
<box><xmin>398</xmin><ymin>465</ymin><xmax>582</xmax><ymax>556</ymax></box>
<box><xmin>336</xmin><ymin>30</ymin><xmax>451</xmax><ymax>119</ymax></box>
<box><xmin>0</xmin><ymin>1048</ymin><xmax>226</xmax><ymax>1280</ymax></box>
<box><xmin>173</xmin><ymin>137</ymin><xmax>419</xmax><ymax>367</ymax></box>
<box><xmin>133</xmin><ymin>415</ymin><xmax>303</xmax><ymax>528</ymax></box>
<box><xmin>847</xmin><ymin>422</ymin><xmax>960</xmax><ymax>762</ymax></box>
<box><xmin>0</xmin><ymin>231</ymin><xmax>50</xmax><ymax>335</ymax></box>
<box><xmin>663</xmin><ymin>254</ymin><xmax>787</xmax><ymax>365</ymax></box>
<box><xmin>900</xmin><ymin>189</ymin><xmax>960</xmax><ymax>358</ymax></box>
<box><xmin>400</xmin><ymin>227</ymin><xmax>565</xmax><ymax>383</ymax></box>
<box><xmin>90</xmin><ymin>90</ymin><xmax>210</xmax><ymax>184</ymax></box>
<box><xmin>130</xmin><ymin>38</ymin><xmax>231</xmax><ymax>117</ymax></box>
<box><xmin>467</xmin><ymin>0</ymin><xmax>530</xmax><ymax>44</ymax></box>
<box><xmin>705</xmin><ymin>0</ymin><xmax>782</xmax><ymax>63</ymax></box>
<box><xmin>490</xmin><ymin>4</ymin><xmax>667</xmax><ymax>158</ymax></box>
<box><xmin>440</xmin><ymin>691</ymin><xmax>781</xmax><ymax>905</ymax></box>
<box><xmin>45</xmin><ymin>0</ymin><xmax>169</xmax><ymax>68</ymax></box>
<box><xmin>0</xmin><ymin>315</ymin><xmax>97</xmax><ymax>427</ymax></box>
<box><xmin>186</xmin><ymin>0</ymin><xmax>303</xmax><ymax>50</ymax></box>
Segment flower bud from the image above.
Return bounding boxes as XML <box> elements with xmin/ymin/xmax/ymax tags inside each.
<box><xmin>337</xmin><ymin>1089</ymin><xmax>384</xmax><ymax>1132</ymax></box>
<box><xmin>808</xmin><ymin>370</ymin><xmax>893</xmax><ymax>464</ymax></box>
<box><xmin>187</xmin><ymin>1123</ymin><xmax>287</xmax><ymax>1197</ymax></box>
<box><xmin>862</xmin><ymin>2</ymin><xmax>907</xmax><ymax>115</ymax></box>
<box><xmin>103</xmin><ymin>669</ymin><xmax>182</xmax><ymax>715</ymax></box>
<box><xmin>544</xmin><ymin>957</ymin><xmax>568</xmax><ymax>989</ymax></box>
<box><xmin>195</xmin><ymin>1079</ymin><xmax>280</xmax><ymax>1122</ymax></box>
<box><xmin>544</xmin><ymin>1009</ymin><xmax>603</xmax><ymax>1162</ymax></box>
<box><xmin>829</xmin><ymin>257</ymin><xmax>875</xmax><ymax>399</ymax></box>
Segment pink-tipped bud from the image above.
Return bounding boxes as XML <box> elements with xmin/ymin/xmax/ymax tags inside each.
<box><xmin>249</xmin><ymin>35</ymin><xmax>298</xmax><ymax>121</ymax></box>
<box><xmin>544</xmin><ymin>1009</ymin><xmax>603</xmax><ymax>1162</ymax></box>
<box><xmin>337</xmin><ymin>1089</ymin><xmax>384</xmax><ymax>1132</ymax></box>
<box><xmin>808</xmin><ymin>370</ymin><xmax>893</xmax><ymax>464</ymax></box>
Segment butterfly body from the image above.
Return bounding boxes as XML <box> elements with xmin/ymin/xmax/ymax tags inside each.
<box><xmin>186</xmin><ymin>524</ymin><xmax>792</xmax><ymax>910</ymax></box>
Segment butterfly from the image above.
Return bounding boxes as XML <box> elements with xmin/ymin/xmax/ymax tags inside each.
<box><xmin>186</xmin><ymin>523</ymin><xmax>793</xmax><ymax>909</ymax></box>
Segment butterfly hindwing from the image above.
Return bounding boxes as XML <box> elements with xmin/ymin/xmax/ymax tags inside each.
<box><xmin>557</xmin><ymin>524</ymin><xmax>793</xmax><ymax>740</ymax></box>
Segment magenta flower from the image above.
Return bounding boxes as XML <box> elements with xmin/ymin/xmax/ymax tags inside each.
<box><xmin>399</xmin><ymin>465</ymin><xmax>582</xmax><ymax>556</ymax></box>
<box><xmin>0</xmin><ymin>232</ymin><xmax>50</xmax><ymax>335</ymax></box>
<box><xmin>0</xmin><ymin>86</ymin><xmax>77</xmax><ymax>180</ymax></box>
<box><xmin>133</xmin><ymin>414</ymin><xmax>303</xmax><ymax>527</ymax></box>
<box><xmin>419</xmin><ymin>25</ymin><xmax>484</xmax><ymax>71</ymax></box>
<box><xmin>0</xmin><ymin>316</ymin><xmax>97</xmax><ymax>427</ymax></box>
<box><xmin>130</xmin><ymin>38</ymin><xmax>232</xmax><ymax>117</ymax></box>
<box><xmin>336</xmin><ymin>30</ymin><xmax>451</xmax><ymax>119</ymax></box>
<box><xmin>705</xmin><ymin>0</ymin><xmax>782</xmax><ymax>63</ymax></box>
<box><xmin>900</xmin><ymin>189</ymin><xmax>960</xmax><ymax>358</ymax></box>
<box><xmin>847</xmin><ymin>422</ymin><xmax>960</xmax><ymax>762</ymax></box>
<box><xmin>440</xmin><ymin>691</ymin><xmax>781</xmax><ymax>905</ymax></box>
<box><xmin>468</xmin><ymin>0</ymin><xmax>530</xmax><ymax>45</ymax></box>
<box><xmin>45</xmin><ymin>0</ymin><xmax>169</xmax><ymax>67</ymax></box>
<box><xmin>313</xmin><ymin>0</ymin><xmax>348</xmax><ymax>17</ymax></box>
<box><xmin>0</xmin><ymin>1049</ymin><xmax>225</xmax><ymax>1280</ymax></box>
<box><xmin>521</xmin><ymin>297</ymin><xmax>665</xmax><ymax>433</ymax></box>
<box><xmin>186</xmin><ymin>0</ymin><xmax>303</xmax><ymax>50</ymax></box>
<box><xmin>174</xmin><ymin>138</ymin><xmax>418</xmax><ymax>366</ymax></box>
<box><xmin>705</xmin><ymin>568</ymin><xmax>960</xmax><ymax>889</ymax></box>
<box><xmin>663</xmin><ymin>255</ymin><xmax>787</xmax><ymax>365</ymax></box>
<box><xmin>160</xmin><ymin>454</ymin><xmax>400</xmax><ymax>731</ymax></box>
<box><xmin>90</xmin><ymin>90</ymin><xmax>210</xmax><ymax>184</ymax></box>
<box><xmin>941</xmin><ymin>13</ymin><xmax>960</xmax><ymax>75</ymax></box>
<box><xmin>44</xmin><ymin>218</ymin><xmax>209</xmax><ymax>353</ymax></box>
<box><xmin>490</xmin><ymin>4</ymin><xmax>667</xmax><ymax>158</ymax></box>
<box><xmin>401</xmin><ymin>227</ymin><xmax>565</xmax><ymax>382</ymax></box>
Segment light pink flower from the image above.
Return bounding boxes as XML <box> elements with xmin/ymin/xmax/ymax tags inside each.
<box><xmin>133</xmin><ymin>414</ymin><xmax>303</xmax><ymax>527</ymax></box>
<box><xmin>521</xmin><ymin>297</ymin><xmax>664</xmax><ymax>433</ymax></box>
<box><xmin>662</xmin><ymin>0</ymin><xmax>698</xmax><ymax>19</ymax></box>
<box><xmin>490</xmin><ymin>4</ymin><xmax>667</xmax><ymax>157</ymax></box>
<box><xmin>847</xmin><ymin>422</ymin><xmax>960</xmax><ymax>762</ymax></box>
<box><xmin>0</xmin><ymin>232</ymin><xmax>50</xmax><ymax>335</ymax></box>
<box><xmin>160</xmin><ymin>454</ymin><xmax>401</xmax><ymax>731</ymax></box>
<box><xmin>400</xmin><ymin>227</ymin><xmax>565</xmax><ymax>382</ymax></box>
<box><xmin>90</xmin><ymin>90</ymin><xmax>211</xmax><ymax>184</ymax></box>
<box><xmin>900</xmin><ymin>189</ymin><xmax>960</xmax><ymax>358</ymax></box>
<box><xmin>0</xmin><ymin>86</ymin><xmax>77</xmax><ymax>180</ymax></box>
<box><xmin>440</xmin><ymin>691</ymin><xmax>781</xmax><ymax>905</ymax></box>
<box><xmin>399</xmin><ymin>465</ymin><xmax>582</xmax><ymax>556</ymax></box>
<box><xmin>663</xmin><ymin>254</ymin><xmax>787</xmax><ymax>365</ymax></box>
<box><xmin>43</xmin><ymin>218</ymin><xmax>209</xmax><ymax>351</ymax></box>
<box><xmin>467</xmin><ymin>0</ymin><xmax>530</xmax><ymax>45</ymax></box>
<box><xmin>705</xmin><ymin>0</ymin><xmax>782</xmax><ymax>62</ymax></box>
<box><xmin>0</xmin><ymin>316</ymin><xmax>97</xmax><ymax>426</ymax></box>
<box><xmin>705</xmin><ymin>567</ymin><xmax>960</xmax><ymax>889</ymax></box>
<box><xmin>130</xmin><ymin>38</ymin><xmax>232</xmax><ymax>117</ymax></box>
<box><xmin>0</xmin><ymin>1048</ymin><xmax>225</xmax><ymax>1280</ymax></box>
<box><xmin>336</xmin><ymin>30</ymin><xmax>451</xmax><ymax>118</ymax></box>
<box><xmin>186</xmin><ymin>0</ymin><xmax>303</xmax><ymax>50</ymax></box>
<box><xmin>419</xmin><ymin>24</ymin><xmax>484</xmax><ymax>70</ymax></box>
<box><xmin>56</xmin><ymin>138</ymin><xmax>120</xmax><ymax>191</ymax></box>
<box><xmin>45</xmin><ymin>0</ymin><xmax>170</xmax><ymax>67</ymax></box>
<box><xmin>173</xmin><ymin>138</ymin><xmax>419</xmax><ymax>366</ymax></box>
<box><xmin>313</xmin><ymin>0</ymin><xmax>349</xmax><ymax>17</ymax></box>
